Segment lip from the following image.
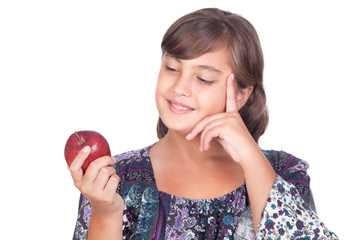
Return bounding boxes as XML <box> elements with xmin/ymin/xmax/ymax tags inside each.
<box><xmin>167</xmin><ymin>99</ymin><xmax>195</xmax><ymax>114</ymax></box>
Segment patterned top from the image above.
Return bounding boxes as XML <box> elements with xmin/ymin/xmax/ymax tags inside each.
<box><xmin>72</xmin><ymin>145</ymin><xmax>338</xmax><ymax>239</ymax></box>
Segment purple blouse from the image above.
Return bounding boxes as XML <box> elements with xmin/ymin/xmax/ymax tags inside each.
<box><xmin>72</xmin><ymin>144</ymin><xmax>338</xmax><ymax>239</ymax></box>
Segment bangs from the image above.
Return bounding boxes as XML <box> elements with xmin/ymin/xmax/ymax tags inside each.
<box><xmin>161</xmin><ymin>16</ymin><xmax>230</xmax><ymax>59</ymax></box>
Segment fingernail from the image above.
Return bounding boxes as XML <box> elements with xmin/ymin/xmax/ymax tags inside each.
<box><xmin>82</xmin><ymin>146</ymin><xmax>90</xmax><ymax>153</ymax></box>
<box><xmin>185</xmin><ymin>133</ymin><xmax>191</xmax><ymax>140</ymax></box>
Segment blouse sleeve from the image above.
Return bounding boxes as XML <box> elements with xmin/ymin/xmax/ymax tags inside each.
<box><xmin>256</xmin><ymin>175</ymin><xmax>338</xmax><ymax>239</ymax></box>
<box><xmin>234</xmin><ymin>175</ymin><xmax>338</xmax><ymax>239</ymax></box>
<box><xmin>72</xmin><ymin>194</ymin><xmax>91</xmax><ymax>240</ymax></box>
<box><xmin>263</xmin><ymin>150</ymin><xmax>316</xmax><ymax>212</ymax></box>
<box><xmin>235</xmin><ymin>151</ymin><xmax>338</xmax><ymax>239</ymax></box>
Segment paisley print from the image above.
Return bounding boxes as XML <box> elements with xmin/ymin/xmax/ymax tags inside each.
<box><xmin>72</xmin><ymin>145</ymin><xmax>337</xmax><ymax>239</ymax></box>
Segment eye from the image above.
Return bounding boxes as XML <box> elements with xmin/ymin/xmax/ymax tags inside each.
<box><xmin>165</xmin><ymin>65</ymin><xmax>178</xmax><ymax>72</ymax></box>
<box><xmin>197</xmin><ymin>77</ymin><xmax>214</xmax><ymax>85</ymax></box>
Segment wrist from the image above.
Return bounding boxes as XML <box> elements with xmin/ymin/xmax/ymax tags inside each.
<box><xmin>90</xmin><ymin>210</ymin><xmax>123</xmax><ymax>225</ymax></box>
<box><xmin>90</xmin><ymin>198</ymin><xmax>125</xmax><ymax>219</ymax></box>
<box><xmin>88</xmin><ymin>206</ymin><xmax>124</xmax><ymax>240</ymax></box>
<box><xmin>92</xmin><ymin>204</ymin><xmax>124</xmax><ymax>218</ymax></box>
<box><xmin>233</xmin><ymin>140</ymin><xmax>263</xmax><ymax>168</ymax></box>
<box><xmin>240</xmin><ymin>148</ymin><xmax>276</xmax><ymax>183</ymax></box>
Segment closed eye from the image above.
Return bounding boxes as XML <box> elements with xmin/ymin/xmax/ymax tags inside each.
<box><xmin>197</xmin><ymin>77</ymin><xmax>214</xmax><ymax>85</ymax></box>
<box><xmin>165</xmin><ymin>65</ymin><xmax>178</xmax><ymax>72</ymax></box>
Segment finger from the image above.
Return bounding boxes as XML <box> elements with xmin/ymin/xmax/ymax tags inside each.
<box><xmin>199</xmin><ymin>118</ymin><xmax>226</xmax><ymax>151</ymax></box>
<box><xmin>186</xmin><ymin>113</ymin><xmax>227</xmax><ymax>140</ymax></box>
<box><xmin>103</xmin><ymin>174</ymin><xmax>120</xmax><ymax>198</ymax></box>
<box><xmin>82</xmin><ymin>156</ymin><xmax>116</xmax><ymax>185</ymax></box>
<box><xmin>201</xmin><ymin>124</ymin><xmax>225</xmax><ymax>152</ymax></box>
<box><xmin>69</xmin><ymin>146</ymin><xmax>91</xmax><ymax>183</ymax></box>
<box><xmin>226</xmin><ymin>74</ymin><xmax>238</xmax><ymax>112</ymax></box>
<box><xmin>92</xmin><ymin>166</ymin><xmax>117</xmax><ymax>191</ymax></box>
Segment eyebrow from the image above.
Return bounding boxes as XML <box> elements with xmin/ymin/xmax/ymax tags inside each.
<box><xmin>164</xmin><ymin>53</ymin><xmax>223</xmax><ymax>73</ymax></box>
<box><xmin>197</xmin><ymin>65</ymin><xmax>222</xmax><ymax>73</ymax></box>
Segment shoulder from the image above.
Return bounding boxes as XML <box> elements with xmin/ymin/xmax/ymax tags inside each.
<box><xmin>113</xmin><ymin>144</ymin><xmax>156</xmax><ymax>191</ymax></box>
<box><xmin>113</xmin><ymin>144</ymin><xmax>153</xmax><ymax>172</ymax></box>
<box><xmin>262</xmin><ymin>150</ymin><xmax>310</xmax><ymax>177</ymax></box>
<box><xmin>262</xmin><ymin>149</ymin><xmax>316</xmax><ymax>211</ymax></box>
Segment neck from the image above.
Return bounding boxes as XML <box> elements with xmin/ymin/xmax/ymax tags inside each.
<box><xmin>158</xmin><ymin>130</ymin><xmax>228</xmax><ymax>162</ymax></box>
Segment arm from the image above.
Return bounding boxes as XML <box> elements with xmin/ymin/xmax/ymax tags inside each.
<box><xmin>235</xmin><ymin>153</ymin><xmax>338</xmax><ymax>239</ymax></box>
<box><xmin>73</xmin><ymin>194</ymin><xmax>124</xmax><ymax>240</ymax></box>
<box><xmin>186</xmin><ymin>74</ymin><xmax>337</xmax><ymax>236</ymax></box>
<box><xmin>69</xmin><ymin>146</ymin><xmax>124</xmax><ymax>240</ymax></box>
<box><xmin>186</xmin><ymin>74</ymin><xmax>276</xmax><ymax>233</ymax></box>
<box><xmin>87</xmin><ymin>207</ymin><xmax>123</xmax><ymax>240</ymax></box>
<box><xmin>240</xmin><ymin>145</ymin><xmax>276</xmax><ymax>233</ymax></box>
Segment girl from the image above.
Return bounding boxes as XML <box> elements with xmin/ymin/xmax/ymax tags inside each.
<box><xmin>69</xmin><ymin>8</ymin><xmax>338</xmax><ymax>239</ymax></box>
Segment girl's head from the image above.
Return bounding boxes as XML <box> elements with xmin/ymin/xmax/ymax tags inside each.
<box><xmin>156</xmin><ymin>8</ymin><xmax>268</xmax><ymax>143</ymax></box>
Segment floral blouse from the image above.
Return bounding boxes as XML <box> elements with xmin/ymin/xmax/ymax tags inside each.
<box><xmin>72</xmin><ymin>145</ymin><xmax>338</xmax><ymax>239</ymax></box>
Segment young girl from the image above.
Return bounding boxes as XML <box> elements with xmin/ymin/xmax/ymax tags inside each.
<box><xmin>69</xmin><ymin>8</ymin><xmax>338</xmax><ymax>239</ymax></box>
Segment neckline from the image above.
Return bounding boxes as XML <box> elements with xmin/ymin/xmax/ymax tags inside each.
<box><xmin>158</xmin><ymin>184</ymin><xmax>246</xmax><ymax>202</ymax></box>
<box><xmin>145</xmin><ymin>143</ymin><xmax>246</xmax><ymax>202</ymax></box>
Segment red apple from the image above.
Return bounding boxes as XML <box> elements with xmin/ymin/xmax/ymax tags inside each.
<box><xmin>64</xmin><ymin>130</ymin><xmax>111</xmax><ymax>171</ymax></box>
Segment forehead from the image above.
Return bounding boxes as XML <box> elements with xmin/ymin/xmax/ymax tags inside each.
<box><xmin>164</xmin><ymin>49</ymin><xmax>232</xmax><ymax>72</ymax></box>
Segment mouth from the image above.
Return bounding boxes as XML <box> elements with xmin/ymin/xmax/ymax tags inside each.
<box><xmin>167</xmin><ymin>99</ymin><xmax>194</xmax><ymax>114</ymax></box>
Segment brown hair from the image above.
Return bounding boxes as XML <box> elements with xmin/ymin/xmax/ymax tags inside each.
<box><xmin>157</xmin><ymin>8</ymin><xmax>268</xmax><ymax>143</ymax></box>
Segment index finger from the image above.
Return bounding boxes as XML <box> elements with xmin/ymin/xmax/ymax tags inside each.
<box><xmin>226</xmin><ymin>74</ymin><xmax>238</xmax><ymax>112</ymax></box>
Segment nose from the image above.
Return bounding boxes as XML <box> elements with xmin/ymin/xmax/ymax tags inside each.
<box><xmin>173</xmin><ymin>74</ymin><xmax>191</xmax><ymax>97</ymax></box>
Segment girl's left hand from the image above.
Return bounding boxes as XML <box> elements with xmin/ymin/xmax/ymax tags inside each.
<box><xmin>186</xmin><ymin>74</ymin><xmax>276</xmax><ymax>233</ymax></box>
<box><xmin>185</xmin><ymin>74</ymin><xmax>259</xmax><ymax>166</ymax></box>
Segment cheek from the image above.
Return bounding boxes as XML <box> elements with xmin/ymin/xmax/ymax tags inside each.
<box><xmin>156</xmin><ymin>71</ymin><xmax>172</xmax><ymax>93</ymax></box>
<box><xmin>201</xmin><ymin>89</ymin><xmax>226</xmax><ymax>113</ymax></box>
<box><xmin>155</xmin><ymin>74</ymin><xmax>166</xmax><ymax>97</ymax></box>
<box><xmin>155</xmin><ymin>82</ymin><xmax>164</xmax><ymax>108</ymax></box>
<box><xmin>155</xmin><ymin>74</ymin><xmax>171</xmax><ymax>109</ymax></box>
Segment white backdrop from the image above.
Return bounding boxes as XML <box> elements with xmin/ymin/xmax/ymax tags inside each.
<box><xmin>1</xmin><ymin>0</ymin><xmax>358</xmax><ymax>239</ymax></box>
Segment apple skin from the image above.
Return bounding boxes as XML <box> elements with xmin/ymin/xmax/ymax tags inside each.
<box><xmin>64</xmin><ymin>130</ymin><xmax>111</xmax><ymax>172</ymax></box>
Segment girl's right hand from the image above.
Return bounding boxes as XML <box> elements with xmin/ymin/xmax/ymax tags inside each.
<box><xmin>68</xmin><ymin>146</ymin><xmax>124</xmax><ymax>217</ymax></box>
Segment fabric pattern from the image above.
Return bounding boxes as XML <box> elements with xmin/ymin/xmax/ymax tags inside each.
<box><xmin>164</xmin><ymin>184</ymin><xmax>247</xmax><ymax>239</ymax></box>
<box><xmin>72</xmin><ymin>144</ymin><xmax>337</xmax><ymax>239</ymax></box>
<box><xmin>257</xmin><ymin>176</ymin><xmax>338</xmax><ymax>239</ymax></box>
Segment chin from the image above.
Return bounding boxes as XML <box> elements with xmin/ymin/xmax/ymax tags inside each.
<box><xmin>162</xmin><ymin>118</ymin><xmax>193</xmax><ymax>136</ymax></box>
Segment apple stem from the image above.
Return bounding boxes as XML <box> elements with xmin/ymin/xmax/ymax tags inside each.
<box><xmin>75</xmin><ymin>131</ymin><xmax>85</xmax><ymax>145</ymax></box>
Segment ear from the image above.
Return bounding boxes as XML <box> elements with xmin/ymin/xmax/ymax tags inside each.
<box><xmin>235</xmin><ymin>86</ymin><xmax>253</xmax><ymax>111</ymax></box>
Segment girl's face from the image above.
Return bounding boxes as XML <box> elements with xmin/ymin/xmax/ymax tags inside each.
<box><xmin>155</xmin><ymin>48</ymin><xmax>234</xmax><ymax>135</ymax></box>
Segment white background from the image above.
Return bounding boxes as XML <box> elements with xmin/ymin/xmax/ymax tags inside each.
<box><xmin>1</xmin><ymin>0</ymin><xmax>358</xmax><ymax>239</ymax></box>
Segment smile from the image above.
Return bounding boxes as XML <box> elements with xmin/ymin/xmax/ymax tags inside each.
<box><xmin>167</xmin><ymin>99</ymin><xmax>194</xmax><ymax>114</ymax></box>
